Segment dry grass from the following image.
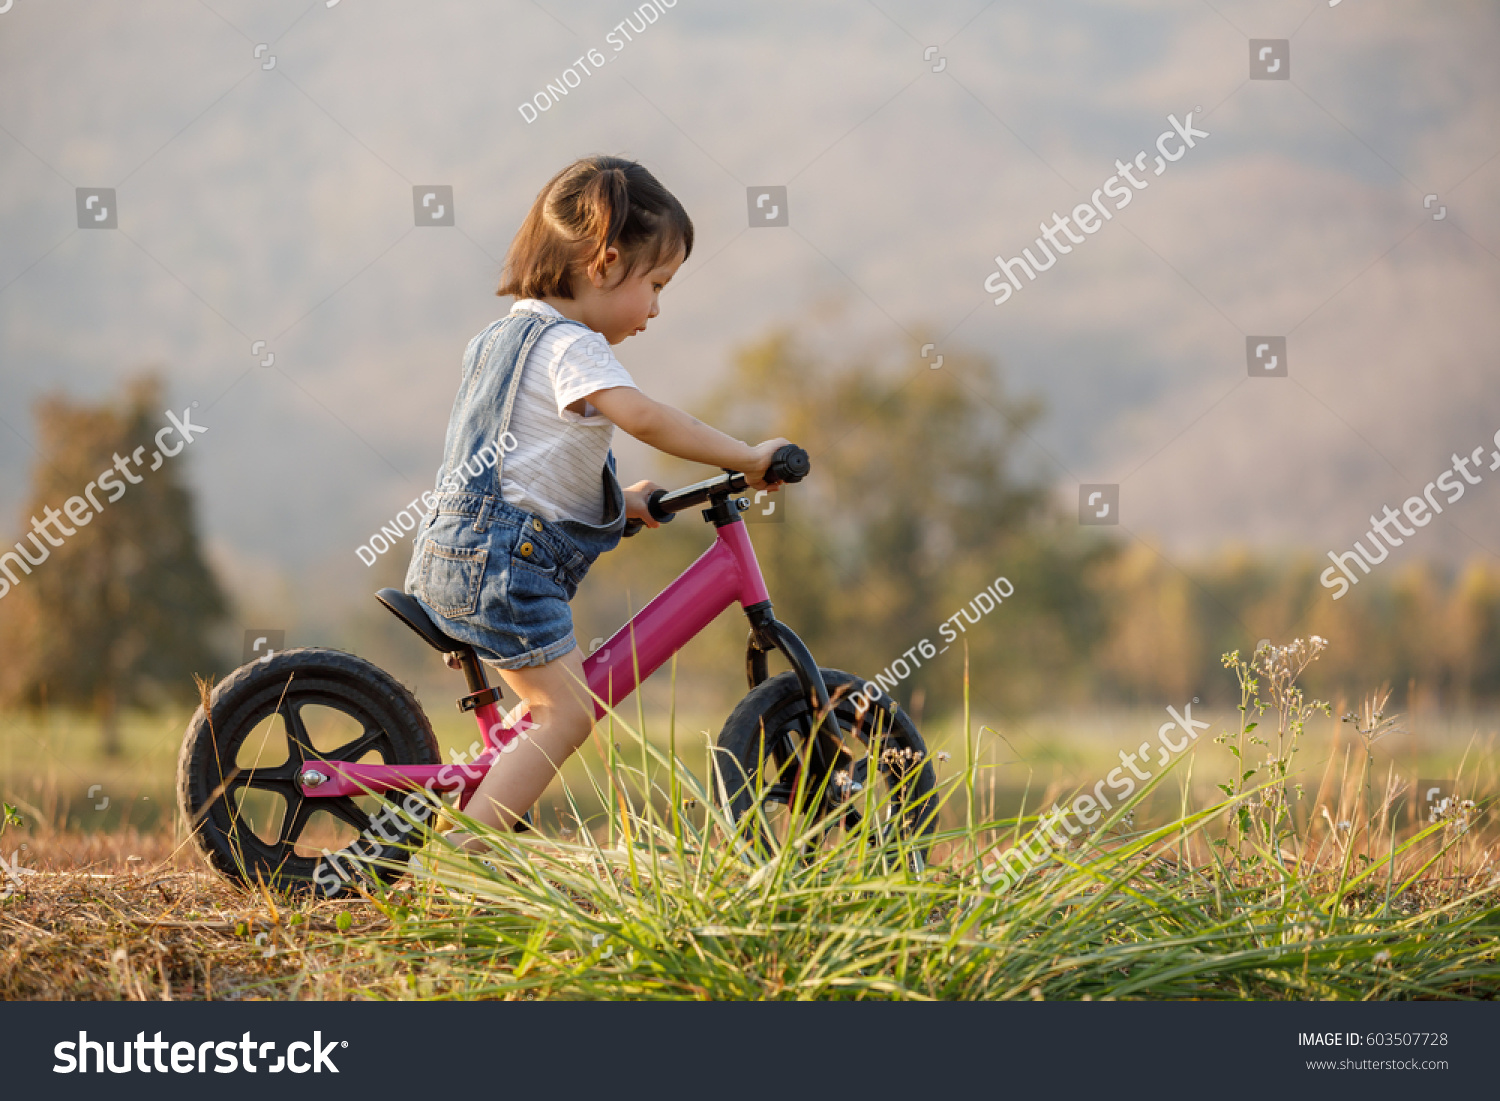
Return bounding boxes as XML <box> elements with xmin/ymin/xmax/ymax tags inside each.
<box><xmin>4</xmin><ymin>802</ymin><xmax>1496</xmax><ymax>1001</ymax></box>
<box><xmin>1</xmin><ymin>832</ymin><xmax>393</xmax><ymax>1000</ymax></box>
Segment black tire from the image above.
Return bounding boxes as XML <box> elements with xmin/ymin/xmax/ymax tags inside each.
<box><xmin>176</xmin><ymin>648</ymin><xmax>441</xmax><ymax>898</ymax></box>
<box><xmin>715</xmin><ymin>668</ymin><xmax>938</xmax><ymax>865</ymax></box>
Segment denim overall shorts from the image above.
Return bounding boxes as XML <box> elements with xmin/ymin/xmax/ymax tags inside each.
<box><xmin>403</xmin><ymin>309</ymin><xmax>627</xmax><ymax>669</ymax></box>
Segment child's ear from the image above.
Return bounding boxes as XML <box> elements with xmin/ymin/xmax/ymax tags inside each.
<box><xmin>589</xmin><ymin>246</ymin><xmax>622</xmax><ymax>289</ymax></box>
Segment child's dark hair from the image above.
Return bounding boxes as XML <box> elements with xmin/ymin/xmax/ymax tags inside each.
<box><xmin>497</xmin><ymin>156</ymin><xmax>693</xmax><ymax>300</ymax></box>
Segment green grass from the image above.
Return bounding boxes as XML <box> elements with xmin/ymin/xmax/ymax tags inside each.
<box><xmin>4</xmin><ymin>699</ymin><xmax>1491</xmax><ymax>838</ymax></box>
<box><xmin>325</xmin><ymin>644</ymin><xmax>1499</xmax><ymax>1000</ymax></box>
<box><xmin>6</xmin><ymin>640</ymin><xmax>1497</xmax><ymax>1000</ymax></box>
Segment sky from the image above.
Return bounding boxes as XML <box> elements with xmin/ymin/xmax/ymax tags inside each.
<box><xmin>1</xmin><ymin>0</ymin><xmax>1498</xmax><ymax>638</ymax></box>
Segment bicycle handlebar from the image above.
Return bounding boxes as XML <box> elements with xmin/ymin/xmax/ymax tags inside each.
<box><xmin>622</xmin><ymin>444</ymin><xmax>810</xmax><ymax>537</ymax></box>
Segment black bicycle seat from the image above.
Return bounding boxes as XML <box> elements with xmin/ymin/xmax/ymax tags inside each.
<box><xmin>375</xmin><ymin>588</ymin><xmax>473</xmax><ymax>657</ymax></box>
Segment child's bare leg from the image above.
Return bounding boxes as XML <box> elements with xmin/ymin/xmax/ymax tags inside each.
<box><xmin>452</xmin><ymin>646</ymin><xmax>593</xmax><ymax>846</ymax></box>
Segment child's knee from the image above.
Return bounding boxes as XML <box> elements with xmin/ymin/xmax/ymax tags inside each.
<box><xmin>560</xmin><ymin>712</ymin><xmax>593</xmax><ymax>752</ymax></box>
<box><xmin>532</xmin><ymin>702</ymin><xmax>592</xmax><ymax>753</ymax></box>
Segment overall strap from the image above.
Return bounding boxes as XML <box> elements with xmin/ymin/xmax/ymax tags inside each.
<box><xmin>441</xmin><ymin>317</ymin><xmax>509</xmax><ymax>482</ymax></box>
<box><xmin>487</xmin><ymin>311</ymin><xmax>589</xmax><ymax>486</ymax></box>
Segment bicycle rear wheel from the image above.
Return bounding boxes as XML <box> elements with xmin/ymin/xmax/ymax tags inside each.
<box><xmin>714</xmin><ymin>668</ymin><xmax>937</xmax><ymax>867</ymax></box>
<box><xmin>176</xmin><ymin>648</ymin><xmax>441</xmax><ymax>898</ymax></box>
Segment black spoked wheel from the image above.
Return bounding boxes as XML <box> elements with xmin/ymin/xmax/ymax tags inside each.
<box><xmin>176</xmin><ymin>648</ymin><xmax>441</xmax><ymax>898</ymax></box>
<box><xmin>714</xmin><ymin>668</ymin><xmax>938</xmax><ymax>868</ymax></box>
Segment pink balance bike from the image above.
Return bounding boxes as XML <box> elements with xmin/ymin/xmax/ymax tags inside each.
<box><xmin>177</xmin><ymin>446</ymin><xmax>938</xmax><ymax>896</ymax></box>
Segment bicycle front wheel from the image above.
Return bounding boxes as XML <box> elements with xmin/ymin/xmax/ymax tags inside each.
<box><xmin>714</xmin><ymin>668</ymin><xmax>938</xmax><ymax>866</ymax></box>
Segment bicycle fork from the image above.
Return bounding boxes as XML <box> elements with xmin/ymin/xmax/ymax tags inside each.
<box><xmin>743</xmin><ymin>601</ymin><xmax>855</xmax><ymax>808</ymax></box>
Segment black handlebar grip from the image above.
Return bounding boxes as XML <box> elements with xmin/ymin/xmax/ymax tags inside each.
<box><xmin>766</xmin><ymin>444</ymin><xmax>811</xmax><ymax>484</ymax></box>
<box><xmin>646</xmin><ymin>487</ymin><xmax>674</xmax><ymax>521</ymax></box>
<box><xmin>622</xmin><ymin>488</ymin><xmax>675</xmax><ymax>538</ymax></box>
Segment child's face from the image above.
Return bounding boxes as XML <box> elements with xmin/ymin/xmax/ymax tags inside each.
<box><xmin>590</xmin><ymin>245</ymin><xmax>685</xmax><ymax>345</ymax></box>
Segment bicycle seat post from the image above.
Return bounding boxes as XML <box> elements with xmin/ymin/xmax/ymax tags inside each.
<box><xmin>454</xmin><ymin>650</ymin><xmax>503</xmax><ymax>715</ymax></box>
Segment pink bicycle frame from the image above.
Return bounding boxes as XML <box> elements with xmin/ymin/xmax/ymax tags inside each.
<box><xmin>300</xmin><ymin>520</ymin><xmax>772</xmax><ymax>804</ymax></box>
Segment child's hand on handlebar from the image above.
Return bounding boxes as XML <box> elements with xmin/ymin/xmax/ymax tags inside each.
<box><xmin>624</xmin><ymin>480</ymin><xmax>667</xmax><ymax>527</ymax></box>
<box><xmin>742</xmin><ymin>438</ymin><xmax>792</xmax><ymax>490</ymax></box>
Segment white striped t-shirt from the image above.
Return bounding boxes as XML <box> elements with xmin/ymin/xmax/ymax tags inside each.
<box><xmin>497</xmin><ymin>299</ymin><xmax>638</xmax><ymax>524</ymax></box>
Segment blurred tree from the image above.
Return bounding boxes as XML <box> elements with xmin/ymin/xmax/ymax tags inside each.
<box><xmin>1441</xmin><ymin>560</ymin><xmax>1500</xmax><ymax>709</ymax></box>
<box><xmin>677</xmin><ymin>324</ymin><xmax>1109</xmax><ymax>717</ymax></box>
<box><xmin>0</xmin><ymin>375</ymin><xmax>229</xmax><ymax>755</ymax></box>
<box><xmin>578</xmin><ymin>313</ymin><xmax>1500</xmax><ymax>721</ymax></box>
<box><xmin>1091</xmin><ymin>542</ymin><xmax>1202</xmax><ymax>704</ymax></box>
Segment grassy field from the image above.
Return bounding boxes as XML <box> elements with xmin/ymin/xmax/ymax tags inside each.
<box><xmin>2</xmin><ymin>641</ymin><xmax>1497</xmax><ymax>1000</ymax></box>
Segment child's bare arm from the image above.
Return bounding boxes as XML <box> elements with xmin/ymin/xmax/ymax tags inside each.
<box><xmin>588</xmin><ymin>386</ymin><xmax>753</xmax><ymax>468</ymax></box>
<box><xmin>587</xmin><ymin>386</ymin><xmax>788</xmax><ymax>489</ymax></box>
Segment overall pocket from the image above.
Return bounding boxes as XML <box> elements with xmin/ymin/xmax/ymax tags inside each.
<box><xmin>416</xmin><ymin>540</ymin><xmax>488</xmax><ymax>619</ymax></box>
<box><xmin>499</xmin><ymin>525</ymin><xmax>575</xmax><ymax>638</ymax></box>
<box><xmin>508</xmin><ymin>523</ymin><xmax>562</xmax><ymax>579</ymax></box>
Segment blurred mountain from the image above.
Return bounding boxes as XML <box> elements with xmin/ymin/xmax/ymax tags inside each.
<box><xmin>1</xmin><ymin>0</ymin><xmax>1496</xmax><ymax>649</ymax></box>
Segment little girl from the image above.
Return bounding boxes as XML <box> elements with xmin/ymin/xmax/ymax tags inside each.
<box><xmin>405</xmin><ymin>155</ymin><xmax>787</xmax><ymax>840</ymax></box>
